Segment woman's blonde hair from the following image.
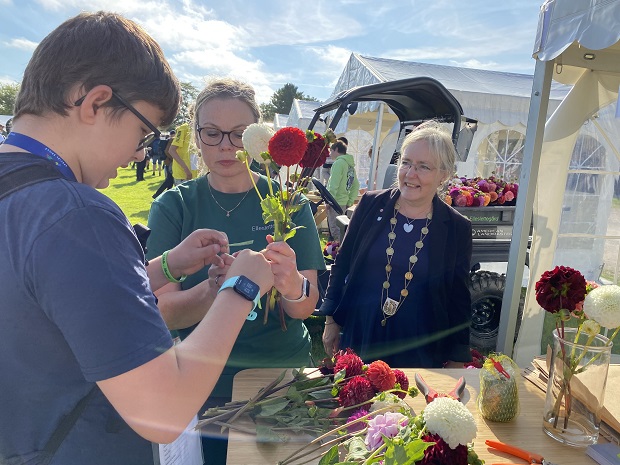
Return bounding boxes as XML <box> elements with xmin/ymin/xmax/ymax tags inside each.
<box><xmin>398</xmin><ymin>120</ymin><xmax>456</xmax><ymax>176</ymax></box>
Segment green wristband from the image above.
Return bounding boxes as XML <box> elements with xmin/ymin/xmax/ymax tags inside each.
<box><xmin>161</xmin><ymin>250</ymin><xmax>187</xmax><ymax>283</ymax></box>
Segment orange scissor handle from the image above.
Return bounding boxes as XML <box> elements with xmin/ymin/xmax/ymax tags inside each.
<box><xmin>485</xmin><ymin>440</ymin><xmax>545</xmax><ymax>464</ymax></box>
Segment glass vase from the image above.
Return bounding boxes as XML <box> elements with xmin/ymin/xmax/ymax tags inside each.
<box><xmin>542</xmin><ymin>327</ymin><xmax>612</xmax><ymax>447</ymax></box>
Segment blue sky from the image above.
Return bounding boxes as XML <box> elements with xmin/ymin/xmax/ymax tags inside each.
<box><xmin>1</xmin><ymin>0</ymin><xmax>545</xmax><ymax>104</ymax></box>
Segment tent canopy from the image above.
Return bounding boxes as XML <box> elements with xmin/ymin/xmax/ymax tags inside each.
<box><xmin>505</xmin><ymin>0</ymin><xmax>620</xmax><ymax>365</ymax></box>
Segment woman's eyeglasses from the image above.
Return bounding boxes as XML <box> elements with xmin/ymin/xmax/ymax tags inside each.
<box><xmin>74</xmin><ymin>91</ymin><xmax>161</xmax><ymax>152</ymax></box>
<box><xmin>399</xmin><ymin>160</ymin><xmax>438</xmax><ymax>175</ymax></box>
<box><xmin>196</xmin><ymin>126</ymin><xmax>245</xmax><ymax>148</ymax></box>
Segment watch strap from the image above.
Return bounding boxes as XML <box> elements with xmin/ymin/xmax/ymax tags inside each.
<box><xmin>282</xmin><ymin>276</ymin><xmax>310</xmax><ymax>303</ymax></box>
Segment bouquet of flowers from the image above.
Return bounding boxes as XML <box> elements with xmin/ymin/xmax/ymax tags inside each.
<box><xmin>236</xmin><ymin>124</ymin><xmax>335</xmax><ymax>329</ymax></box>
<box><xmin>196</xmin><ymin>349</ymin><xmax>484</xmax><ymax>465</ymax></box>
<box><xmin>444</xmin><ymin>174</ymin><xmax>518</xmax><ymax>207</ymax></box>
<box><xmin>535</xmin><ymin>266</ymin><xmax>620</xmax><ymax>431</ymax></box>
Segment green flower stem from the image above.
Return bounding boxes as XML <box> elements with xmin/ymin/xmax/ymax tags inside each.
<box><xmin>279</xmin><ymin>406</ymin><xmax>395</xmax><ymax>465</ymax></box>
<box><xmin>364</xmin><ymin>442</ymin><xmax>387</xmax><ymax>465</ymax></box>
<box><xmin>244</xmin><ymin>158</ymin><xmax>263</xmax><ymax>202</ymax></box>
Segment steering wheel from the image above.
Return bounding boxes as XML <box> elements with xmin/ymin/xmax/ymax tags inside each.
<box><xmin>311</xmin><ymin>178</ymin><xmax>344</xmax><ymax>215</ymax></box>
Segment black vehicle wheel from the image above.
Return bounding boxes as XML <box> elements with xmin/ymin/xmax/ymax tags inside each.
<box><xmin>468</xmin><ymin>270</ymin><xmax>524</xmax><ymax>353</ymax></box>
<box><xmin>469</xmin><ymin>271</ymin><xmax>506</xmax><ymax>352</ymax></box>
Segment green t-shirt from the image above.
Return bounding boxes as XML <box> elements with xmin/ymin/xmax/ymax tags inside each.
<box><xmin>146</xmin><ymin>174</ymin><xmax>325</xmax><ymax>396</ymax></box>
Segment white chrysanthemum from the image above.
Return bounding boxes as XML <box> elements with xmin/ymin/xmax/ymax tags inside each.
<box><xmin>583</xmin><ymin>285</ymin><xmax>620</xmax><ymax>329</ymax></box>
<box><xmin>242</xmin><ymin>123</ymin><xmax>274</xmax><ymax>162</ymax></box>
<box><xmin>423</xmin><ymin>397</ymin><xmax>477</xmax><ymax>449</ymax></box>
<box><xmin>369</xmin><ymin>393</ymin><xmax>411</xmax><ymax>413</ymax></box>
<box><xmin>581</xmin><ymin>319</ymin><xmax>601</xmax><ymax>337</ymax></box>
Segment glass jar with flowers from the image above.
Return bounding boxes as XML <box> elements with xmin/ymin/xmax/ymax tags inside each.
<box><xmin>236</xmin><ymin>124</ymin><xmax>334</xmax><ymax>329</ymax></box>
<box><xmin>536</xmin><ymin>266</ymin><xmax>620</xmax><ymax>446</ymax></box>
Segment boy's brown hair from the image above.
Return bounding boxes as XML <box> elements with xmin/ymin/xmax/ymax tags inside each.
<box><xmin>14</xmin><ymin>11</ymin><xmax>180</xmax><ymax>127</ymax></box>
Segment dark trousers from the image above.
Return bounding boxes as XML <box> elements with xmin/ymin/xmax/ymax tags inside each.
<box><xmin>152</xmin><ymin>165</ymin><xmax>173</xmax><ymax>198</ymax></box>
<box><xmin>136</xmin><ymin>159</ymin><xmax>147</xmax><ymax>181</ymax></box>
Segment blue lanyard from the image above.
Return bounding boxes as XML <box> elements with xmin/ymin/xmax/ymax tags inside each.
<box><xmin>4</xmin><ymin>132</ymin><xmax>77</xmax><ymax>182</ymax></box>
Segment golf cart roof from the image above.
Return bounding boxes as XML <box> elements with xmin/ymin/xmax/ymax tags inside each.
<box><xmin>309</xmin><ymin>76</ymin><xmax>465</xmax><ymax>132</ymax></box>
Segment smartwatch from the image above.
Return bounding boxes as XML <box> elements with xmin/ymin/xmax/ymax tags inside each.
<box><xmin>218</xmin><ymin>276</ymin><xmax>262</xmax><ymax>318</ymax></box>
<box><xmin>282</xmin><ymin>276</ymin><xmax>310</xmax><ymax>303</ymax></box>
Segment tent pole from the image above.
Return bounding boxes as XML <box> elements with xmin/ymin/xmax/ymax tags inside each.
<box><xmin>369</xmin><ymin>103</ymin><xmax>384</xmax><ymax>190</ymax></box>
<box><xmin>497</xmin><ymin>59</ymin><xmax>554</xmax><ymax>357</ymax></box>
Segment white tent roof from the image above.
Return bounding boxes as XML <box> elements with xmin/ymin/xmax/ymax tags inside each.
<box><xmin>503</xmin><ymin>0</ymin><xmax>620</xmax><ymax>365</ymax></box>
<box><xmin>287</xmin><ymin>99</ymin><xmax>325</xmax><ymax>131</ymax></box>
<box><xmin>329</xmin><ymin>54</ymin><xmax>571</xmax><ymax>126</ymax></box>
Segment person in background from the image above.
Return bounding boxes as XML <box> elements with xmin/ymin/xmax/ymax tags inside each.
<box><xmin>146</xmin><ymin>77</ymin><xmax>325</xmax><ymax>465</ymax></box>
<box><xmin>169</xmin><ymin>121</ymin><xmax>194</xmax><ymax>185</ymax></box>
<box><xmin>152</xmin><ymin>131</ymin><xmax>175</xmax><ymax>198</ymax></box>
<box><xmin>320</xmin><ymin>121</ymin><xmax>472</xmax><ymax>369</ymax></box>
<box><xmin>326</xmin><ymin>140</ymin><xmax>359</xmax><ymax>241</ymax></box>
<box><xmin>0</xmin><ymin>12</ymin><xmax>274</xmax><ymax>465</ymax></box>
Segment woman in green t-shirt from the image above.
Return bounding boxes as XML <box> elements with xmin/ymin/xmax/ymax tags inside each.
<box><xmin>146</xmin><ymin>77</ymin><xmax>325</xmax><ymax>465</ymax></box>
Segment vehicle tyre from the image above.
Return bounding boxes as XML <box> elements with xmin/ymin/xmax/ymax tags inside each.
<box><xmin>469</xmin><ymin>270</ymin><xmax>506</xmax><ymax>352</ymax></box>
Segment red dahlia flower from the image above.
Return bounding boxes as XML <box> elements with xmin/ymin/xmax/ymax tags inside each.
<box><xmin>366</xmin><ymin>360</ymin><xmax>396</xmax><ymax>392</ymax></box>
<box><xmin>392</xmin><ymin>369</ymin><xmax>409</xmax><ymax>399</ymax></box>
<box><xmin>334</xmin><ymin>353</ymin><xmax>364</xmax><ymax>378</ymax></box>
<box><xmin>267</xmin><ymin>127</ymin><xmax>308</xmax><ymax>166</ymax></box>
<box><xmin>338</xmin><ymin>376</ymin><xmax>375</xmax><ymax>408</ymax></box>
<box><xmin>535</xmin><ymin>265</ymin><xmax>587</xmax><ymax>313</ymax></box>
<box><xmin>299</xmin><ymin>132</ymin><xmax>329</xmax><ymax>168</ymax></box>
<box><xmin>419</xmin><ymin>433</ymin><xmax>468</xmax><ymax>465</ymax></box>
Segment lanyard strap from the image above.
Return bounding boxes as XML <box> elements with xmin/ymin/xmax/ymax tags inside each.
<box><xmin>4</xmin><ymin>132</ymin><xmax>77</xmax><ymax>182</ymax></box>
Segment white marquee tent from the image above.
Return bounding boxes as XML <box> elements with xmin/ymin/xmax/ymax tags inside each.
<box><xmin>314</xmin><ymin>53</ymin><xmax>571</xmax><ymax>190</ymax></box>
<box><xmin>504</xmin><ymin>0</ymin><xmax>620</xmax><ymax>365</ymax></box>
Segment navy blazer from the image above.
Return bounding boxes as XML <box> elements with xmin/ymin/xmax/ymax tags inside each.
<box><xmin>320</xmin><ymin>189</ymin><xmax>473</xmax><ymax>364</ymax></box>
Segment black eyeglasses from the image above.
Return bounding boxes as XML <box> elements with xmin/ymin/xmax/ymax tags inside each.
<box><xmin>74</xmin><ymin>91</ymin><xmax>161</xmax><ymax>152</ymax></box>
<box><xmin>196</xmin><ymin>125</ymin><xmax>245</xmax><ymax>148</ymax></box>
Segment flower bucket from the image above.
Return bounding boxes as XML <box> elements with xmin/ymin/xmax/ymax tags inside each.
<box><xmin>543</xmin><ymin>327</ymin><xmax>612</xmax><ymax>447</ymax></box>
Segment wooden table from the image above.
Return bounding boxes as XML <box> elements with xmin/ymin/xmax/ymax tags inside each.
<box><xmin>226</xmin><ymin>368</ymin><xmax>598</xmax><ymax>464</ymax></box>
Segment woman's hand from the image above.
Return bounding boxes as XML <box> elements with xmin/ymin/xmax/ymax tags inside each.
<box><xmin>263</xmin><ymin>236</ymin><xmax>302</xmax><ymax>299</ymax></box>
<box><xmin>207</xmin><ymin>253</ymin><xmax>234</xmax><ymax>294</ymax></box>
<box><xmin>167</xmin><ymin>229</ymin><xmax>229</xmax><ymax>278</ymax></box>
<box><xmin>322</xmin><ymin>317</ymin><xmax>341</xmax><ymax>356</ymax></box>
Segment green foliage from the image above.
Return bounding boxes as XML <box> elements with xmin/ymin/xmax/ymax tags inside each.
<box><xmin>171</xmin><ymin>81</ymin><xmax>199</xmax><ymax>128</ymax></box>
<box><xmin>260</xmin><ymin>83</ymin><xmax>318</xmax><ymax>121</ymax></box>
<box><xmin>0</xmin><ymin>82</ymin><xmax>19</xmax><ymax>116</ymax></box>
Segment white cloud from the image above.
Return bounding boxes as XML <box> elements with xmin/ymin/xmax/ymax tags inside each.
<box><xmin>4</xmin><ymin>38</ymin><xmax>38</xmax><ymax>51</ymax></box>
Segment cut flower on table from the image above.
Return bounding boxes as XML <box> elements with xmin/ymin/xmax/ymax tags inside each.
<box><xmin>235</xmin><ymin>124</ymin><xmax>335</xmax><ymax>329</ymax></box>
<box><xmin>197</xmin><ymin>349</ymin><xmax>484</xmax><ymax>465</ymax></box>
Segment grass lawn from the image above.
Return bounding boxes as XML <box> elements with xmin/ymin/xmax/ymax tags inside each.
<box><xmin>101</xmin><ymin>165</ymin><xmax>330</xmax><ymax>364</ymax></box>
<box><xmin>100</xmin><ymin>165</ymin><xmax>164</xmax><ymax>225</ymax></box>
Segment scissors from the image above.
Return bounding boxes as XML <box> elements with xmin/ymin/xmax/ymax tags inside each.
<box><xmin>485</xmin><ymin>440</ymin><xmax>559</xmax><ymax>465</ymax></box>
<box><xmin>414</xmin><ymin>373</ymin><xmax>466</xmax><ymax>403</ymax></box>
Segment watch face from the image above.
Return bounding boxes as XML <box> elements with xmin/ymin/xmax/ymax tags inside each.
<box><xmin>234</xmin><ymin>275</ymin><xmax>260</xmax><ymax>301</ymax></box>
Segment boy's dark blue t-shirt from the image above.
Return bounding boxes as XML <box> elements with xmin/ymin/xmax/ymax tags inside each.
<box><xmin>0</xmin><ymin>153</ymin><xmax>173</xmax><ymax>464</ymax></box>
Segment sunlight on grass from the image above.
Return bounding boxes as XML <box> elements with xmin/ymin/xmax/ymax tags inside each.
<box><xmin>100</xmin><ymin>165</ymin><xmax>164</xmax><ymax>226</ymax></box>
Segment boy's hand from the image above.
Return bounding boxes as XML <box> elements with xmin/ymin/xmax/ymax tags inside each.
<box><xmin>167</xmin><ymin>229</ymin><xmax>229</xmax><ymax>278</ymax></box>
<box><xmin>226</xmin><ymin>249</ymin><xmax>274</xmax><ymax>295</ymax></box>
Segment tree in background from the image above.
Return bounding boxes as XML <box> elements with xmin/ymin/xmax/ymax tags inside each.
<box><xmin>171</xmin><ymin>81</ymin><xmax>199</xmax><ymax>128</ymax></box>
<box><xmin>260</xmin><ymin>83</ymin><xmax>318</xmax><ymax>122</ymax></box>
<box><xmin>0</xmin><ymin>83</ymin><xmax>20</xmax><ymax>115</ymax></box>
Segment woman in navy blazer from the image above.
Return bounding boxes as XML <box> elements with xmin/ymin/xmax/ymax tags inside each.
<box><xmin>320</xmin><ymin>121</ymin><xmax>472</xmax><ymax>368</ymax></box>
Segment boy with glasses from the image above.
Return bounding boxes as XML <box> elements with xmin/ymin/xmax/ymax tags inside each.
<box><xmin>0</xmin><ymin>11</ymin><xmax>274</xmax><ymax>465</ymax></box>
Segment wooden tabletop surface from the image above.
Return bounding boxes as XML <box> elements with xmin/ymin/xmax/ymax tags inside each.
<box><xmin>225</xmin><ymin>368</ymin><xmax>598</xmax><ymax>465</ymax></box>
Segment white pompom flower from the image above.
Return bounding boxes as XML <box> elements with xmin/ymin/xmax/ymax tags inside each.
<box><xmin>242</xmin><ymin>123</ymin><xmax>274</xmax><ymax>163</ymax></box>
<box><xmin>423</xmin><ymin>397</ymin><xmax>477</xmax><ymax>449</ymax></box>
<box><xmin>583</xmin><ymin>285</ymin><xmax>620</xmax><ymax>329</ymax></box>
